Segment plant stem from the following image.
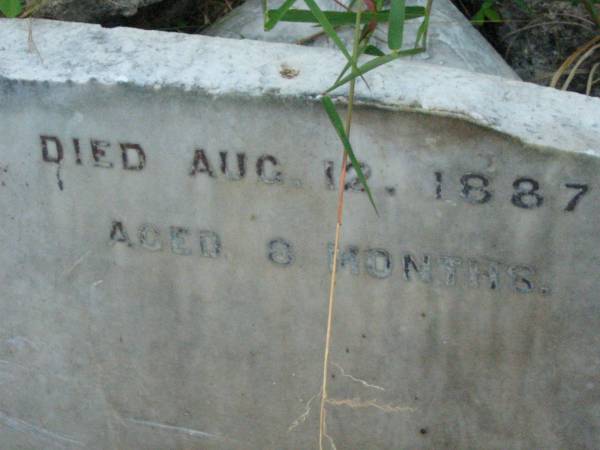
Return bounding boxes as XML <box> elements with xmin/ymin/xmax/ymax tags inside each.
<box><xmin>422</xmin><ymin>0</ymin><xmax>434</xmax><ymax>48</ymax></box>
<box><xmin>318</xmin><ymin>8</ymin><xmax>362</xmax><ymax>450</ymax></box>
<box><xmin>581</xmin><ymin>0</ymin><xmax>600</xmax><ymax>28</ymax></box>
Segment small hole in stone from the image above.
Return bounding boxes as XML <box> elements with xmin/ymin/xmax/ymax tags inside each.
<box><xmin>331</xmin><ymin>373</ymin><xmax>336</xmax><ymax>379</ymax></box>
<box><xmin>420</xmin><ymin>428</ymin><xmax>428</xmax><ymax>435</ymax></box>
<box><xmin>361</xmin><ymin>333</ymin><xmax>367</xmax><ymax>339</ymax></box>
<box><xmin>421</xmin><ymin>312</ymin><xmax>426</xmax><ymax>318</ymax></box>
<box><xmin>345</xmin><ymin>347</ymin><xmax>350</xmax><ymax>353</ymax></box>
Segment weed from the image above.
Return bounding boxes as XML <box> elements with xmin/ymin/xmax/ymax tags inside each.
<box><xmin>264</xmin><ymin>0</ymin><xmax>433</xmax><ymax>448</ymax></box>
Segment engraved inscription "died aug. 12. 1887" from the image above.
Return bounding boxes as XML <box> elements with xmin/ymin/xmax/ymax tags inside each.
<box><xmin>40</xmin><ymin>134</ymin><xmax>553</xmax><ymax>296</ymax></box>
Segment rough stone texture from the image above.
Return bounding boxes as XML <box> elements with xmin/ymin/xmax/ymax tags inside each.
<box><xmin>30</xmin><ymin>0</ymin><xmax>163</xmax><ymax>22</ymax></box>
<box><xmin>206</xmin><ymin>0</ymin><xmax>520</xmax><ymax>79</ymax></box>
<box><xmin>1</xmin><ymin>18</ymin><xmax>600</xmax><ymax>449</ymax></box>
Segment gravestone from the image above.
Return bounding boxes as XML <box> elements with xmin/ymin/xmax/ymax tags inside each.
<box><xmin>206</xmin><ymin>0</ymin><xmax>520</xmax><ymax>80</ymax></box>
<box><xmin>1</xmin><ymin>18</ymin><xmax>600</xmax><ymax>450</ymax></box>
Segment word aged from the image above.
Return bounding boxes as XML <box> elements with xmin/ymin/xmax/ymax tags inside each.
<box><xmin>110</xmin><ymin>221</ymin><xmax>221</xmax><ymax>257</ymax></box>
<box><xmin>109</xmin><ymin>220</ymin><xmax>548</xmax><ymax>296</ymax></box>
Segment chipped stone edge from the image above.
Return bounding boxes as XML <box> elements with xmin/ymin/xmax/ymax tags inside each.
<box><xmin>0</xmin><ymin>18</ymin><xmax>598</xmax><ymax>159</ymax></box>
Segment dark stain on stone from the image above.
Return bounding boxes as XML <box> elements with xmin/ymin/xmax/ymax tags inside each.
<box><xmin>279</xmin><ymin>64</ymin><xmax>300</xmax><ymax>79</ymax></box>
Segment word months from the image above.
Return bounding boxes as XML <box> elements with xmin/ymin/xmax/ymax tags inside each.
<box><xmin>326</xmin><ymin>244</ymin><xmax>547</xmax><ymax>295</ymax></box>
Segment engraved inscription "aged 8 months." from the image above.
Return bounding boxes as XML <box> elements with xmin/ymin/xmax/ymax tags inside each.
<box><xmin>110</xmin><ymin>221</ymin><xmax>547</xmax><ymax>296</ymax></box>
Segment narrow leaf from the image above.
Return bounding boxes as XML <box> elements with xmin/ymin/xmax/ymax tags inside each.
<box><xmin>388</xmin><ymin>0</ymin><xmax>405</xmax><ymax>50</ymax></box>
<box><xmin>415</xmin><ymin>0</ymin><xmax>432</xmax><ymax>48</ymax></box>
<box><xmin>321</xmin><ymin>96</ymin><xmax>378</xmax><ymax>215</ymax></box>
<box><xmin>483</xmin><ymin>7</ymin><xmax>501</xmax><ymax>22</ymax></box>
<box><xmin>264</xmin><ymin>0</ymin><xmax>297</xmax><ymax>31</ymax></box>
<box><xmin>304</xmin><ymin>0</ymin><xmax>352</xmax><ymax>61</ymax></box>
<box><xmin>325</xmin><ymin>47</ymin><xmax>425</xmax><ymax>93</ymax></box>
<box><xmin>270</xmin><ymin>6</ymin><xmax>424</xmax><ymax>25</ymax></box>
<box><xmin>364</xmin><ymin>45</ymin><xmax>385</xmax><ymax>56</ymax></box>
<box><xmin>0</xmin><ymin>0</ymin><xmax>22</xmax><ymax>17</ymax></box>
<box><xmin>471</xmin><ymin>8</ymin><xmax>485</xmax><ymax>26</ymax></box>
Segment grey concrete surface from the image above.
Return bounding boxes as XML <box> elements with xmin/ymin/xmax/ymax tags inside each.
<box><xmin>0</xmin><ymin>18</ymin><xmax>600</xmax><ymax>450</ymax></box>
<box><xmin>206</xmin><ymin>0</ymin><xmax>520</xmax><ymax>79</ymax></box>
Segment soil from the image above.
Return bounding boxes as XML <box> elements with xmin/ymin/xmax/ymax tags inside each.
<box><xmin>102</xmin><ymin>0</ymin><xmax>598</xmax><ymax>97</ymax></box>
<box><xmin>450</xmin><ymin>0</ymin><xmax>599</xmax><ymax>96</ymax></box>
<box><xmin>103</xmin><ymin>0</ymin><xmax>245</xmax><ymax>33</ymax></box>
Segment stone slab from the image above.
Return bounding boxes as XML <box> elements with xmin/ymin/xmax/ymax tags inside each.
<box><xmin>206</xmin><ymin>0</ymin><xmax>520</xmax><ymax>79</ymax></box>
<box><xmin>0</xmin><ymin>18</ymin><xmax>599</xmax><ymax>449</ymax></box>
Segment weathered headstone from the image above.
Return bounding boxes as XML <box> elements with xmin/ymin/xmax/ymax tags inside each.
<box><xmin>206</xmin><ymin>0</ymin><xmax>520</xmax><ymax>79</ymax></box>
<box><xmin>1</xmin><ymin>18</ymin><xmax>600</xmax><ymax>450</ymax></box>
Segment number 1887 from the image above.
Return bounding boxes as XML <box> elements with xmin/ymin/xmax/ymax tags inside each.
<box><xmin>434</xmin><ymin>172</ymin><xmax>589</xmax><ymax>212</ymax></box>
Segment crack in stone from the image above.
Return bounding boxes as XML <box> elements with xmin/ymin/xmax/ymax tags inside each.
<box><xmin>288</xmin><ymin>390</ymin><xmax>321</xmax><ymax>432</ymax></box>
<box><xmin>0</xmin><ymin>410</ymin><xmax>83</xmax><ymax>448</ymax></box>
<box><xmin>326</xmin><ymin>397</ymin><xmax>415</xmax><ymax>413</ymax></box>
<box><xmin>332</xmin><ymin>362</ymin><xmax>385</xmax><ymax>391</ymax></box>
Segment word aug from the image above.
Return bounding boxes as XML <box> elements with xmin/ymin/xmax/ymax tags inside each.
<box><xmin>39</xmin><ymin>135</ymin><xmax>284</xmax><ymax>184</ymax></box>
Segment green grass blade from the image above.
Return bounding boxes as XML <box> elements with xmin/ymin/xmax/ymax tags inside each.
<box><xmin>334</xmin><ymin>61</ymin><xmax>353</xmax><ymax>85</ymax></box>
<box><xmin>415</xmin><ymin>0</ymin><xmax>432</xmax><ymax>48</ymax></box>
<box><xmin>321</xmin><ymin>96</ymin><xmax>378</xmax><ymax>215</ymax></box>
<box><xmin>325</xmin><ymin>47</ymin><xmax>425</xmax><ymax>93</ymax></box>
<box><xmin>364</xmin><ymin>45</ymin><xmax>385</xmax><ymax>56</ymax></box>
<box><xmin>483</xmin><ymin>6</ymin><xmax>501</xmax><ymax>22</ymax></box>
<box><xmin>276</xmin><ymin>9</ymin><xmax>356</xmax><ymax>25</ymax></box>
<box><xmin>264</xmin><ymin>0</ymin><xmax>297</xmax><ymax>30</ymax></box>
<box><xmin>270</xmin><ymin>6</ymin><xmax>424</xmax><ymax>25</ymax></box>
<box><xmin>388</xmin><ymin>0</ymin><xmax>405</xmax><ymax>50</ymax></box>
<box><xmin>303</xmin><ymin>0</ymin><xmax>352</xmax><ymax>61</ymax></box>
<box><xmin>399</xmin><ymin>5</ymin><xmax>424</xmax><ymax>19</ymax></box>
<box><xmin>0</xmin><ymin>0</ymin><xmax>22</xmax><ymax>17</ymax></box>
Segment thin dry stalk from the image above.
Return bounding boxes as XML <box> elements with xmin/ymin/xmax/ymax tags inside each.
<box><xmin>318</xmin><ymin>76</ymin><xmax>355</xmax><ymax>450</ymax></box>
<box><xmin>560</xmin><ymin>44</ymin><xmax>600</xmax><ymax>91</ymax></box>
<box><xmin>550</xmin><ymin>35</ymin><xmax>600</xmax><ymax>88</ymax></box>
<box><xmin>318</xmin><ymin>9</ymin><xmax>362</xmax><ymax>450</ymax></box>
<box><xmin>586</xmin><ymin>62</ymin><xmax>600</xmax><ymax>95</ymax></box>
